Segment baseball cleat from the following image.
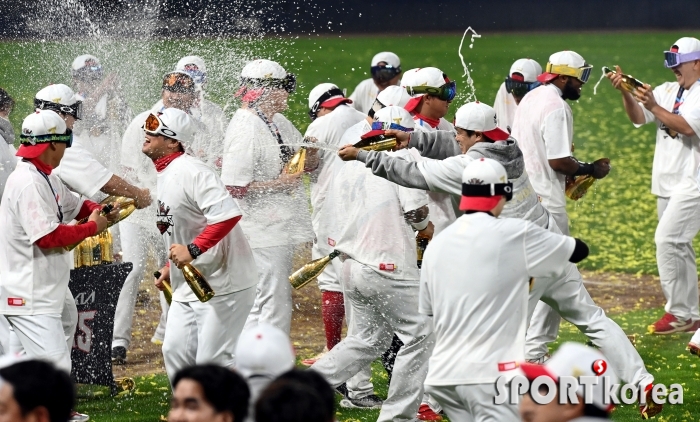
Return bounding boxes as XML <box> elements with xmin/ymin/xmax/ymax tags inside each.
<box><xmin>685</xmin><ymin>320</ymin><xmax>700</xmax><ymax>332</ymax></box>
<box><xmin>417</xmin><ymin>403</ymin><xmax>443</xmax><ymax>421</ymax></box>
<box><xmin>689</xmin><ymin>342</ymin><xmax>700</xmax><ymax>357</ymax></box>
<box><xmin>647</xmin><ymin>313</ymin><xmax>693</xmax><ymax>335</ymax></box>
<box><xmin>334</xmin><ymin>383</ymin><xmax>348</xmax><ymax>398</ymax></box>
<box><xmin>639</xmin><ymin>384</ymin><xmax>663</xmax><ymax>419</ymax></box>
<box><xmin>339</xmin><ymin>394</ymin><xmax>383</xmax><ymax>409</ymax></box>
<box><xmin>69</xmin><ymin>410</ymin><xmax>90</xmax><ymax>422</ymax></box>
<box><xmin>111</xmin><ymin>346</ymin><xmax>127</xmax><ymax>365</ymax></box>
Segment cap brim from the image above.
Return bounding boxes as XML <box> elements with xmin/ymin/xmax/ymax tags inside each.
<box><xmin>404</xmin><ymin>96</ymin><xmax>423</xmax><ymax>113</ymax></box>
<box><xmin>361</xmin><ymin>129</ymin><xmax>386</xmax><ymax>139</ymax></box>
<box><xmin>484</xmin><ymin>127</ymin><xmax>510</xmax><ymax>141</ymax></box>
<box><xmin>320</xmin><ymin>97</ymin><xmax>352</xmax><ymax>108</ymax></box>
<box><xmin>16</xmin><ymin>143</ymin><xmax>51</xmax><ymax>159</ymax></box>
<box><xmin>459</xmin><ymin>195</ymin><xmax>502</xmax><ymax>211</ymax></box>
<box><xmin>520</xmin><ymin>362</ymin><xmax>557</xmax><ymax>381</ymax></box>
<box><xmin>537</xmin><ymin>72</ymin><xmax>558</xmax><ymax>83</ymax></box>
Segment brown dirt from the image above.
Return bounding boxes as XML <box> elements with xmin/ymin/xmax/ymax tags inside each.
<box><xmin>112</xmin><ymin>259</ymin><xmax>669</xmax><ymax>379</ymax></box>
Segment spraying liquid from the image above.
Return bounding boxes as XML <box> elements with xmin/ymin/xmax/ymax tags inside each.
<box><xmin>457</xmin><ymin>27</ymin><xmax>481</xmax><ymax>103</ymax></box>
<box><xmin>592</xmin><ymin>67</ymin><xmax>609</xmax><ymax>96</ymax></box>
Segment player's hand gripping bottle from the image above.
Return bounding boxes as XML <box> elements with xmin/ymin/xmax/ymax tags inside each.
<box><xmin>153</xmin><ymin>271</ymin><xmax>173</xmax><ymax>305</ymax></box>
<box><xmin>353</xmin><ymin>135</ymin><xmax>397</xmax><ymax>152</ymax></box>
<box><xmin>566</xmin><ymin>175</ymin><xmax>596</xmax><ymax>201</ymax></box>
<box><xmin>289</xmin><ymin>250</ymin><xmax>341</xmax><ymax>289</ymax></box>
<box><xmin>285</xmin><ymin>147</ymin><xmax>307</xmax><ymax>175</ymax></box>
<box><xmin>603</xmin><ymin>67</ymin><xmax>645</xmax><ymax>94</ymax></box>
<box><xmin>66</xmin><ymin>196</ymin><xmax>137</xmax><ymax>251</ymax></box>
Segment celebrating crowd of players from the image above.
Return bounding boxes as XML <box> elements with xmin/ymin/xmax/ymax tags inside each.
<box><xmin>0</xmin><ymin>35</ymin><xmax>700</xmax><ymax>422</ymax></box>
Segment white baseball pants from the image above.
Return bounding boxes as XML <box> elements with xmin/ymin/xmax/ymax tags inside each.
<box><xmin>310</xmin><ymin>259</ymin><xmax>434</xmax><ymax>422</ymax></box>
<box><xmin>162</xmin><ymin>286</ymin><xmax>256</xmax><ymax>383</ymax></box>
<box><xmin>6</xmin><ymin>313</ymin><xmax>71</xmax><ymax>373</ymax></box>
<box><xmin>245</xmin><ymin>245</ymin><xmax>295</xmax><ymax>334</ymax></box>
<box><xmin>655</xmin><ymin>191</ymin><xmax>700</xmax><ymax>321</ymax></box>
<box><xmin>425</xmin><ymin>383</ymin><xmax>519</xmax><ymax>422</ymax></box>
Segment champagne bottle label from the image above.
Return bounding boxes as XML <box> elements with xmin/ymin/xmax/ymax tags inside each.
<box><xmin>92</xmin><ymin>237</ymin><xmax>102</xmax><ymax>266</ymax></box>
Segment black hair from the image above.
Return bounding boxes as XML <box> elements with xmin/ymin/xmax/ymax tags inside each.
<box><xmin>0</xmin><ymin>87</ymin><xmax>14</xmax><ymax>114</ymax></box>
<box><xmin>583</xmin><ymin>403</ymin><xmax>610</xmax><ymax>418</ymax></box>
<box><xmin>255</xmin><ymin>378</ymin><xmax>330</xmax><ymax>422</ymax></box>
<box><xmin>461</xmin><ymin>128</ymin><xmax>496</xmax><ymax>143</ymax></box>
<box><xmin>0</xmin><ymin>360</ymin><xmax>75</xmax><ymax>422</ymax></box>
<box><xmin>274</xmin><ymin>369</ymin><xmax>335</xmax><ymax>419</ymax></box>
<box><xmin>173</xmin><ymin>364</ymin><xmax>250</xmax><ymax>421</ymax></box>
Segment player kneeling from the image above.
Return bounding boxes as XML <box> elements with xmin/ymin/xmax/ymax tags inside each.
<box><xmin>420</xmin><ymin>158</ymin><xmax>590</xmax><ymax>422</ymax></box>
<box><xmin>142</xmin><ymin>109</ymin><xmax>258</xmax><ymax>383</ymax></box>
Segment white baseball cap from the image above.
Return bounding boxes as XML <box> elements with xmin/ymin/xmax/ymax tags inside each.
<box><xmin>235</xmin><ymin>323</ymin><xmax>295</xmax><ymax>378</ymax></box>
<box><xmin>376</xmin><ymin>85</ymin><xmax>412</xmax><ymax>108</ymax></box>
<box><xmin>401</xmin><ymin>67</ymin><xmax>448</xmax><ymax>93</ymax></box>
<box><xmin>362</xmin><ymin>106</ymin><xmax>414</xmax><ymax>139</ymax></box>
<box><xmin>509</xmin><ymin>58</ymin><xmax>542</xmax><ymax>83</ymax></box>
<box><xmin>175</xmin><ymin>55</ymin><xmax>207</xmax><ymax>85</ymax></box>
<box><xmin>308</xmin><ymin>82</ymin><xmax>351</xmax><ymax>112</ymax></box>
<box><xmin>460</xmin><ymin>157</ymin><xmax>511</xmax><ymax>211</ymax></box>
<box><xmin>71</xmin><ymin>54</ymin><xmax>101</xmax><ymax>71</ymax></box>
<box><xmin>455</xmin><ymin>102</ymin><xmax>510</xmax><ymax>141</ymax></box>
<box><xmin>371</xmin><ymin>52</ymin><xmax>400</xmax><ymax>68</ymax></box>
<box><xmin>538</xmin><ymin>51</ymin><xmax>592</xmax><ymax>84</ymax></box>
<box><xmin>143</xmin><ymin>108</ymin><xmax>196</xmax><ymax>146</ymax></box>
<box><xmin>241</xmin><ymin>59</ymin><xmax>287</xmax><ymax>79</ymax></box>
<box><xmin>17</xmin><ymin>110</ymin><xmax>72</xmax><ymax>158</ymax></box>
<box><xmin>664</xmin><ymin>37</ymin><xmax>700</xmax><ymax>68</ymax></box>
<box><xmin>521</xmin><ymin>342</ymin><xmax>619</xmax><ymax>412</ymax></box>
<box><xmin>34</xmin><ymin>84</ymin><xmax>83</xmax><ymax>119</ymax></box>
<box><xmin>71</xmin><ymin>55</ymin><xmax>103</xmax><ymax>82</ymax></box>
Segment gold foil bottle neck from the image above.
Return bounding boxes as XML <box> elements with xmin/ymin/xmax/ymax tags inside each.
<box><xmin>285</xmin><ymin>147</ymin><xmax>307</xmax><ymax>175</ymax></box>
<box><xmin>289</xmin><ymin>250</ymin><xmax>341</xmax><ymax>290</ymax></box>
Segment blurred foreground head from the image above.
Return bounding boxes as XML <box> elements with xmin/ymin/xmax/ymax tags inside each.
<box><xmin>255</xmin><ymin>369</ymin><xmax>335</xmax><ymax>422</ymax></box>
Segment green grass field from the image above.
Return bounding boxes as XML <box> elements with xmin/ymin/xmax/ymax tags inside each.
<box><xmin>2</xmin><ymin>32</ymin><xmax>700</xmax><ymax>420</ymax></box>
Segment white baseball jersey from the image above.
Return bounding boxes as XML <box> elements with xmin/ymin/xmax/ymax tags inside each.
<box><xmin>636</xmin><ymin>81</ymin><xmax>700</xmax><ymax>196</ymax></box>
<box><xmin>156</xmin><ymin>154</ymin><xmax>258</xmax><ymax>302</ymax></box>
<box><xmin>220</xmin><ymin>108</ymin><xmax>312</xmax><ymax>249</ymax></box>
<box><xmin>0</xmin><ymin>160</ymin><xmax>84</xmax><ymax>315</ymax></box>
<box><xmin>326</xmin><ymin>160</ymin><xmax>428</xmax><ymax>280</ymax></box>
<box><xmin>493</xmin><ymin>82</ymin><xmax>517</xmax><ymax>133</ymax></box>
<box><xmin>54</xmin><ymin>137</ymin><xmax>113</xmax><ymax>199</ymax></box>
<box><xmin>512</xmin><ymin>84</ymin><xmax>573</xmax><ymax>214</ymax></box>
<box><xmin>0</xmin><ymin>135</ymin><xmax>17</xmax><ymax>200</ymax></box>
<box><xmin>419</xmin><ymin>212</ymin><xmax>575</xmax><ymax>385</ymax></box>
<box><xmin>349</xmin><ymin>79</ymin><xmax>379</xmax><ymax>114</ymax></box>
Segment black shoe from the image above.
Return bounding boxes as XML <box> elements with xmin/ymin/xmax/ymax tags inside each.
<box><xmin>340</xmin><ymin>394</ymin><xmax>383</xmax><ymax>409</ymax></box>
<box><xmin>111</xmin><ymin>346</ymin><xmax>127</xmax><ymax>365</ymax></box>
<box><xmin>335</xmin><ymin>383</ymin><xmax>348</xmax><ymax>398</ymax></box>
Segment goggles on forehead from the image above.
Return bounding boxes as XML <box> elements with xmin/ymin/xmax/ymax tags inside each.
<box><xmin>162</xmin><ymin>72</ymin><xmax>196</xmax><ymax>94</ymax></box>
<box><xmin>142</xmin><ymin>112</ymin><xmax>178</xmax><ymax>138</ymax></box>
<box><xmin>308</xmin><ymin>88</ymin><xmax>346</xmax><ymax>121</ymax></box>
<box><xmin>371</xmin><ymin>64</ymin><xmax>401</xmax><ymax>83</ymax></box>
<box><xmin>34</xmin><ymin>99</ymin><xmax>83</xmax><ymax>120</ymax></box>
<box><xmin>505</xmin><ymin>77</ymin><xmax>541</xmax><ymax>97</ymax></box>
<box><xmin>663</xmin><ymin>50</ymin><xmax>700</xmax><ymax>68</ymax></box>
<box><xmin>370</xmin><ymin>121</ymin><xmax>414</xmax><ymax>133</ymax></box>
<box><xmin>182</xmin><ymin>65</ymin><xmax>207</xmax><ymax>85</ymax></box>
<box><xmin>462</xmin><ymin>181</ymin><xmax>513</xmax><ymax>201</ymax></box>
<box><xmin>406</xmin><ymin>80</ymin><xmax>457</xmax><ymax>102</ymax></box>
<box><xmin>367</xmin><ymin>98</ymin><xmax>385</xmax><ymax>119</ymax></box>
<box><xmin>240</xmin><ymin>73</ymin><xmax>297</xmax><ymax>93</ymax></box>
<box><xmin>72</xmin><ymin>64</ymin><xmax>104</xmax><ymax>82</ymax></box>
<box><xmin>20</xmin><ymin>128</ymin><xmax>73</xmax><ymax>148</ymax></box>
<box><xmin>545</xmin><ymin>63</ymin><xmax>593</xmax><ymax>83</ymax></box>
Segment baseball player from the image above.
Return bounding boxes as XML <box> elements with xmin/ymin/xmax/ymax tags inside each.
<box><xmin>143</xmin><ymin>108</ymin><xmax>258</xmax><ymax>383</ymax></box>
<box><xmin>0</xmin><ymin>110</ymin><xmax>119</xmax><ymax>422</ymax></box>
<box><xmin>348</xmin><ymin>52</ymin><xmax>402</xmax><ymax>114</ymax></box>
<box><xmin>338</xmin><ymin>101</ymin><xmax>661</xmax><ymax>418</ymax></box>
<box><xmin>311</xmin><ymin>106</ymin><xmax>435</xmax><ymax>422</ymax></box>
<box><xmin>421</xmin><ymin>157</ymin><xmax>585</xmax><ymax>422</ymax></box>
<box><xmin>174</xmin><ymin>55</ymin><xmax>228</xmax><ymax>169</ymax></box>
<box><xmin>220</xmin><ymin>59</ymin><xmax>313</xmax><ymax>335</ymax></box>
<box><xmin>608</xmin><ymin>37</ymin><xmax>700</xmax><ymax>334</ymax></box>
<box><xmin>493</xmin><ymin>58</ymin><xmax>542</xmax><ymax>132</ymax></box>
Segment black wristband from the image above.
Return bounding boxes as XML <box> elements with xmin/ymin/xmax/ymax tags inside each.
<box><xmin>187</xmin><ymin>243</ymin><xmax>203</xmax><ymax>259</ymax></box>
<box><xmin>573</xmin><ymin>160</ymin><xmax>595</xmax><ymax>176</ymax></box>
<box><xmin>569</xmin><ymin>238</ymin><xmax>590</xmax><ymax>263</ymax></box>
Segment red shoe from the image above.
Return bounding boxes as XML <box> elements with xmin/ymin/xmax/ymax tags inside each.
<box><xmin>417</xmin><ymin>403</ymin><xmax>443</xmax><ymax>421</ymax></box>
<box><xmin>685</xmin><ymin>320</ymin><xmax>700</xmax><ymax>332</ymax></box>
<box><xmin>639</xmin><ymin>384</ymin><xmax>663</xmax><ymax>419</ymax></box>
<box><xmin>690</xmin><ymin>341</ymin><xmax>700</xmax><ymax>357</ymax></box>
<box><xmin>647</xmin><ymin>313</ymin><xmax>693</xmax><ymax>335</ymax></box>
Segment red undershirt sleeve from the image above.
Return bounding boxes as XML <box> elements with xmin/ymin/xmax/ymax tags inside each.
<box><xmin>75</xmin><ymin>200</ymin><xmax>102</xmax><ymax>221</ymax></box>
<box><xmin>35</xmin><ymin>222</ymin><xmax>98</xmax><ymax>249</ymax></box>
<box><xmin>191</xmin><ymin>216</ymin><xmax>242</xmax><ymax>253</ymax></box>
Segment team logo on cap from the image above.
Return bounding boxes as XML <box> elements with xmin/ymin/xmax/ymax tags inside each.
<box><xmin>156</xmin><ymin>200</ymin><xmax>174</xmax><ymax>235</ymax></box>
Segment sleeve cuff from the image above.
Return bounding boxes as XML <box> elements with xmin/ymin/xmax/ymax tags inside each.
<box><xmin>356</xmin><ymin>150</ymin><xmax>369</xmax><ymax>163</ymax></box>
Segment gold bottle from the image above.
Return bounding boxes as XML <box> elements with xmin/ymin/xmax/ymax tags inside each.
<box><xmin>154</xmin><ymin>271</ymin><xmax>173</xmax><ymax>305</ymax></box>
<box><xmin>353</xmin><ymin>135</ymin><xmax>397</xmax><ymax>152</ymax></box>
<box><xmin>566</xmin><ymin>175</ymin><xmax>596</xmax><ymax>201</ymax></box>
<box><xmin>100</xmin><ymin>229</ymin><xmax>113</xmax><ymax>264</ymax></box>
<box><xmin>416</xmin><ymin>237</ymin><xmax>429</xmax><ymax>269</ymax></box>
<box><xmin>91</xmin><ymin>235</ymin><xmax>102</xmax><ymax>266</ymax></box>
<box><xmin>181</xmin><ymin>264</ymin><xmax>215</xmax><ymax>302</ymax></box>
<box><xmin>603</xmin><ymin>67</ymin><xmax>645</xmax><ymax>94</ymax></box>
<box><xmin>66</xmin><ymin>196</ymin><xmax>137</xmax><ymax>251</ymax></box>
<box><xmin>74</xmin><ymin>247</ymin><xmax>83</xmax><ymax>268</ymax></box>
<box><xmin>289</xmin><ymin>250</ymin><xmax>341</xmax><ymax>290</ymax></box>
<box><xmin>285</xmin><ymin>147</ymin><xmax>307</xmax><ymax>175</ymax></box>
<box><xmin>80</xmin><ymin>237</ymin><xmax>94</xmax><ymax>267</ymax></box>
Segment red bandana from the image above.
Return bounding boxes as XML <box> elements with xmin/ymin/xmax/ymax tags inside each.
<box><xmin>413</xmin><ymin>112</ymin><xmax>441</xmax><ymax>129</ymax></box>
<box><xmin>154</xmin><ymin>152</ymin><xmax>185</xmax><ymax>172</ymax></box>
<box><xmin>27</xmin><ymin>157</ymin><xmax>54</xmax><ymax>175</ymax></box>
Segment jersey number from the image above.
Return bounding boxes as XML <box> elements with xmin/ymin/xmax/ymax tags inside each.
<box><xmin>73</xmin><ymin>310</ymin><xmax>97</xmax><ymax>353</ymax></box>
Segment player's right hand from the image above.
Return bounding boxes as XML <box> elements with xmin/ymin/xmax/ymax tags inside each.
<box><xmin>154</xmin><ymin>265</ymin><xmax>170</xmax><ymax>291</ymax></box>
<box><xmin>88</xmin><ymin>209</ymin><xmax>109</xmax><ymax>233</ymax></box>
<box><xmin>338</xmin><ymin>145</ymin><xmax>360</xmax><ymax>161</ymax></box>
<box><xmin>134</xmin><ymin>188</ymin><xmax>152</xmax><ymax>209</ymax></box>
<box><xmin>384</xmin><ymin>129</ymin><xmax>410</xmax><ymax>149</ymax></box>
<box><xmin>607</xmin><ymin>65</ymin><xmax>628</xmax><ymax>93</ymax></box>
<box><xmin>592</xmin><ymin>158</ymin><xmax>611</xmax><ymax>179</ymax></box>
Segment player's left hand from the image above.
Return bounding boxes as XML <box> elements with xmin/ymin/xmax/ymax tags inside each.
<box><xmin>634</xmin><ymin>84</ymin><xmax>658</xmax><ymax>111</ymax></box>
<box><xmin>383</xmin><ymin>129</ymin><xmax>410</xmax><ymax>149</ymax></box>
<box><xmin>169</xmin><ymin>244</ymin><xmax>193</xmax><ymax>268</ymax></box>
<box><xmin>104</xmin><ymin>202</ymin><xmax>121</xmax><ymax>223</ymax></box>
<box><xmin>338</xmin><ymin>145</ymin><xmax>360</xmax><ymax>161</ymax></box>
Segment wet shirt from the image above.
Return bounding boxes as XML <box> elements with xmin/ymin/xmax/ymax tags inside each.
<box><xmin>349</xmin><ymin>79</ymin><xmax>380</xmax><ymax>114</ymax></box>
<box><xmin>493</xmin><ymin>82</ymin><xmax>517</xmax><ymax>133</ymax></box>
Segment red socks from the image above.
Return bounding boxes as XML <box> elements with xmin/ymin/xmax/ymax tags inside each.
<box><xmin>321</xmin><ymin>291</ymin><xmax>345</xmax><ymax>350</ymax></box>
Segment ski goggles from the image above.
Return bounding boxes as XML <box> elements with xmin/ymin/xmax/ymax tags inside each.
<box><xmin>143</xmin><ymin>112</ymin><xmax>178</xmax><ymax>138</ymax></box>
<box><xmin>368</xmin><ymin>98</ymin><xmax>385</xmax><ymax>118</ymax></box>
<box><xmin>181</xmin><ymin>65</ymin><xmax>207</xmax><ymax>85</ymax></box>
<box><xmin>505</xmin><ymin>77</ymin><xmax>541</xmax><ymax>97</ymax></box>
<box><xmin>371</xmin><ymin>64</ymin><xmax>401</xmax><ymax>83</ymax></box>
<box><xmin>462</xmin><ymin>181</ymin><xmax>513</xmax><ymax>201</ymax></box>
<box><xmin>20</xmin><ymin>128</ymin><xmax>73</xmax><ymax>147</ymax></box>
<box><xmin>406</xmin><ymin>81</ymin><xmax>457</xmax><ymax>102</ymax></box>
<box><xmin>663</xmin><ymin>50</ymin><xmax>700</xmax><ymax>68</ymax></box>
<box><xmin>370</xmin><ymin>121</ymin><xmax>414</xmax><ymax>132</ymax></box>
<box><xmin>545</xmin><ymin>63</ymin><xmax>593</xmax><ymax>83</ymax></box>
<box><xmin>240</xmin><ymin>73</ymin><xmax>297</xmax><ymax>93</ymax></box>
<box><xmin>72</xmin><ymin>64</ymin><xmax>103</xmax><ymax>82</ymax></box>
<box><xmin>34</xmin><ymin>99</ymin><xmax>83</xmax><ymax>120</ymax></box>
<box><xmin>162</xmin><ymin>72</ymin><xmax>196</xmax><ymax>94</ymax></box>
<box><xmin>308</xmin><ymin>87</ymin><xmax>346</xmax><ymax>120</ymax></box>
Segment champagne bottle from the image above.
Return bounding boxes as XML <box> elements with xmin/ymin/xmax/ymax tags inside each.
<box><xmin>181</xmin><ymin>264</ymin><xmax>215</xmax><ymax>302</ymax></box>
<box><xmin>100</xmin><ymin>229</ymin><xmax>113</xmax><ymax>264</ymax></box>
<box><xmin>566</xmin><ymin>175</ymin><xmax>596</xmax><ymax>201</ymax></box>
<box><xmin>353</xmin><ymin>135</ymin><xmax>397</xmax><ymax>152</ymax></box>
<box><xmin>603</xmin><ymin>67</ymin><xmax>645</xmax><ymax>94</ymax></box>
<box><xmin>74</xmin><ymin>247</ymin><xmax>82</xmax><ymax>269</ymax></box>
<box><xmin>66</xmin><ymin>197</ymin><xmax>137</xmax><ymax>251</ymax></box>
<box><xmin>154</xmin><ymin>271</ymin><xmax>173</xmax><ymax>305</ymax></box>
<box><xmin>289</xmin><ymin>250</ymin><xmax>341</xmax><ymax>290</ymax></box>
<box><xmin>80</xmin><ymin>237</ymin><xmax>93</xmax><ymax>267</ymax></box>
<box><xmin>91</xmin><ymin>235</ymin><xmax>102</xmax><ymax>266</ymax></box>
<box><xmin>285</xmin><ymin>147</ymin><xmax>307</xmax><ymax>175</ymax></box>
<box><xmin>416</xmin><ymin>237</ymin><xmax>429</xmax><ymax>269</ymax></box>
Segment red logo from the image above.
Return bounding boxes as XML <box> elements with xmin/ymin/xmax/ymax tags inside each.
<box><xmin>7</xmin><ymin>298</ymin><xmax>25</xmax><ymax>306</ymax></box>
<box><xmin>379</xmin><ymin>263</ymin><xmax>396</xmax><ymax>271</ymax></box>
<box><xmin>592</xmin><ymin>359</ymin><xmax>607</xmax><ymax>375</ymax></box>
<box><xmin>327</xmin><ymin>238</ymin><xmax>336</xmax><ymax>247</ymax></box>
<box><xmin>498</xmin><ymin>361</ymin><xmax>518</xmax><ymax>371</ymax></box>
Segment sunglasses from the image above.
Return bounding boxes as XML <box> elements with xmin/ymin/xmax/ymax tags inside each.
<box><xmin>406</xmin><ymin>81</ymin><xmax>457</xmax><ymax>102</ymax></box>
<box><xmin>240</xmin><ymin>73</ymin><xmax>297</xmax><ymax>94</ymax></box>
<box><xmin>143</xmin><ymin>113</ymin><xmax>178</xmax><ymax>138</ymax></box>
<box><xmin>162</xmin><ymin>72</ymin><xmax>196</xmax><ymax>94</ymax></box>
<box><xmin>663</xmin><ymin>50</ymin><xmax>700</xmax><ymax>68</ymax></box>
<box><xmin>545</xmin><ymin>63</ymin><xmax>593</xmax><ymax>83</ymax></box>
<box><xmin>73</xmin><ymin>65</ymin><xmax>104</xmax><ymax>82</ymax></box>
<box><xmin>182</xmin><ymin>65</ymin><xmax>207</xmax><ymax>85</ymax></box>
<box><xmin>505</xmin><ymin>77</ymin><xmax>541</xmax><ymax>97</ymax></box>
<box><xmin>461</xmin><ymin>181</ymin><xmax>513</xmax><ymax>201</ymax></box>
<box><xmin>34</xmin><ymin>99</ymin><xmax>83</xmax><ymax>120</ymax></box>
<box><xmin>20</xmin><ymin>128</ymin><xmax>74</xmax><ymax>148</ymax></box>
<box><xmin>371</xmin><ymin>65</ymin><xmax>401</xmax><ymax>83</ymax></box>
